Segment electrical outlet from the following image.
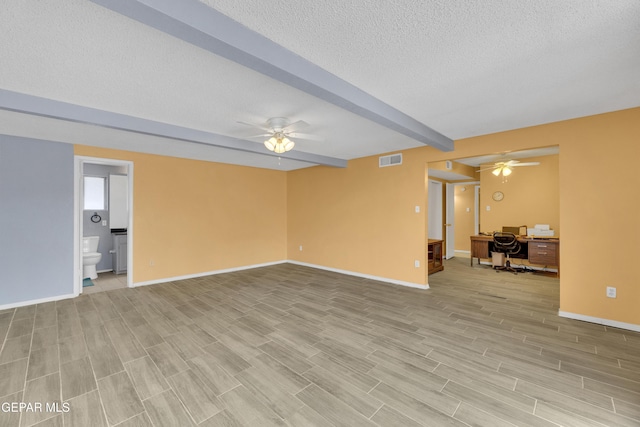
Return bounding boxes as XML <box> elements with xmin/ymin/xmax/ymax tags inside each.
<box><xmin>414</xmin><ymin>260</ymin><xmax>420</xmax><ymax>268</ymax></box>
<box><xmin>149</xmin><ymin>260</ymin><xmax>155</xmax><ymax>267</ymax></box>
<box><xmin>606</xmin><ymin>286</ymin><xmax>616</xmax><ymax>298</ymax></box>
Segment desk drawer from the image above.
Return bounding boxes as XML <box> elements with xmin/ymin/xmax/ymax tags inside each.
<box><xmin>529</xmin><ymin>242</ymin><xmax>558</xmax><ymax>266</ymax></box>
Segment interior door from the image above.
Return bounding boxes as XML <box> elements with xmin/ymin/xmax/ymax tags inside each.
<box><xmin>428</xmin><ymin>180</ymin><xmax>443</xmax><ymax>239</ymax></box>
<box><xmin>445</xmin><ymin>183</ymin><xmax>455</xmax><ymax>259</ymax></box>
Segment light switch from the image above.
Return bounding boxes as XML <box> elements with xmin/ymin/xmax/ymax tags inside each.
<box><xmin>415</xmin><ymin>206</ymin><xmax>420</xmax><ymax>213</ymax></box>
<box><xmin>466</xmin><ymin>207</ymin><xmax>470</xmax><ymax>212</ymax></box>
<box><xmin>102</xmin><ymin>220</ymin><xmax>107</xmax><ymax>226</ymax></box>
<box><xmin>486</xmin><ymin>205</ymin><xmax>491</xmax><ymax>211</ymax></box>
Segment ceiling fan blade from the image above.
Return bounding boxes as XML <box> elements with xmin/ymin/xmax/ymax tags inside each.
<box><xmin>282</xmin><ymin>120</ymin><xmax>309</xmax><ymax>132</ymax></box>
<box><xmin>476</xmin><ymin>167</ymin><xmax>496</xmax><ymax>173</ymax></box>
<box><xmin>510</xmin><ymin>162</ymin><xmax>540</xmax><ymax>167</ymax></box>
<box><xmin>237</xmin><ymin>121</ymin><xmax>270</xmax><ymax>131</ymax></box>
<box><xmin>288</xmin><ymin>132</ymin><xmax>324</xmax><ymax>141</ymax></box>
<box><xmin>245</xmin><ymin>133</ymin><xmax>272</xmax><ymax>138</ymax></box>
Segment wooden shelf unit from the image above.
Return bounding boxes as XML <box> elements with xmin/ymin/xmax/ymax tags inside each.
<box><xmin>428</xmin><ymin>239</ymin><xmax>444</xmax><ymax>275</ymax></box>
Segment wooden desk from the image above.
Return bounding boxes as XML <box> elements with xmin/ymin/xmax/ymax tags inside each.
<box><xmin>470</xmin><ymin>235</ymin><xmax>559</xmax><ymax>273</ymax></box>
<box><xmin>428</xmin><ymin>239</ymin><xmax>444</xmax><ymax>274</ymax></box>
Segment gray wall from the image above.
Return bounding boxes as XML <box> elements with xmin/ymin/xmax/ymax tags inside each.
<box><xmin>0</xmin><ymin>135</ymin><xmax>74</xmax><ymax>306</ymax></box>
<box><xmin>83</xmin><ymin>163</ymin><xmax>127</xmax><ymax>272</ymax></box>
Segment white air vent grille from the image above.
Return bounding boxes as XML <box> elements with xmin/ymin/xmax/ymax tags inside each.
<box><xmin>379</xmin><ymin>153</ymin><xmax>402</xmax><ymax>168</ymax></box>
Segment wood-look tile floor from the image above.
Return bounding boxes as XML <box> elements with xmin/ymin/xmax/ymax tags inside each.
<box><xmin>1</xmin><ymin>259</ymin><xmax>639</xmax><ymax>426</ymax></box>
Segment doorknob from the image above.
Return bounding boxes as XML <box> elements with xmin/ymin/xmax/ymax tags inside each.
<box><xmin>444</xmin><ymin>223</ymin><xmax>452</xmax><ymax>226</ymax></box>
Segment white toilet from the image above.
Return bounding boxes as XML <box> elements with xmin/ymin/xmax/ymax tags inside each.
<box><xmin>82</xmin><ymin>236</ymin><xmax>102</xmax><ymax>280</ymax></box>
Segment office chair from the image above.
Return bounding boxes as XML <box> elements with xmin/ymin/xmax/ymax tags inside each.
<box><xmin>492</xmin><ymin>232</ymin><xmax>521</xmax><ymax>274</ymax></box>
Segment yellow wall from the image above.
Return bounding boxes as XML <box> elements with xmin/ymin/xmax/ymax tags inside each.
<box><xmin>288</xmin><ymin>107</ymin><xmax>640</xmax><ymax>326</ymax></box>
<box><xmin>429</xmin><ymin>160</ymin><xmax>476</xmax><ymax>178</ymax></box>
<box><xmin>75</xmin><ymin>146</ymin><xmax>287</xmax><ymax>283</ymax></box>
<box><xmin>454</xmin><ymin>185</ymin><xmax>476</xmax><ymax>252</ymax></box>
<box><xmin>287</xmin><ymin>154</ymin><xmax>427</xmax><ymax>284</ymax></box>
<box><xmin>480</xmin><ymin>154</ymin><xmax>559</xmax><ymax>235</ymax></box>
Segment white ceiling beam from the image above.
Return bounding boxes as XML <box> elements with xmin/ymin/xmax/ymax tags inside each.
<box><xmin>89</xmin><ymin>0</ymin><xmax>454</xmax><ymax>152</ymax></box>
<box><xmin>0</xmin><ymin>90</ymin><xmax>347</xmax><ymax>168</ymax></box>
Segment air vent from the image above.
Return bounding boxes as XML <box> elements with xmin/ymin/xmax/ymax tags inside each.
<box><xmin>379</xmin><ymin>153</ymin><xmax>402</xmax><ymax>168</ymax></box>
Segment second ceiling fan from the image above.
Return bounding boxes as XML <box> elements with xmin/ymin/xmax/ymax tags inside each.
<box><xmin>478</xmin><ymin>159</ymin><xmax>540</xmax><ymax>177</ymax></box>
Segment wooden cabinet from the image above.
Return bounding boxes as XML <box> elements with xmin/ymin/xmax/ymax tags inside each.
<box><xmin>428</xmin><ymin>239</ymin><xmax>444</xmax><ymax>274</ymax></box>
<box><xmin>528</xmin><ymin>241</ymin><xmax>558</xmax><ymax>266</ymax></box>
<box><xmin>471</xmin><ymin>238</ymin><xmax>489</xmax><ymax>260</ymax></box>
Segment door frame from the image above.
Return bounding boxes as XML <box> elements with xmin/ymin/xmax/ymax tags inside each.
<box><xmin>74</xmin><ymin>156</ymin><xmax>134</xmax><ymax>295</ymax></box>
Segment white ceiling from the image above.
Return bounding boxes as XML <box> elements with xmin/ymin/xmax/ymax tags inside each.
<box><xmin>1</xmin><ymin>0</ymin><xmax>639</xmax><ymax>170</ymax></box>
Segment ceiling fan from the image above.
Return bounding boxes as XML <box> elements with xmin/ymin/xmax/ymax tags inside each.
<box><xmin>477</xmin><ymin>159</ymin><xmax>540</xmax><ymax>177</ymax></box>
<box><xmin>238</xmin><ymin>117</ymin><xmax>322</xmax><ymax>154</ymax></box>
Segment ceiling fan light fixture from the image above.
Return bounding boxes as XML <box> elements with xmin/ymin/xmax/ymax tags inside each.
<box><xmin>264</xmin><ymin>134</ymin><xmax>295</xmax><ymax>154</ymax></box>
<box><xmin>502</xmin><ymin>166</ymin><xmax>512</xmax><ymax>176</ymax></box>
<box><xmin>282</xmin><ymin>137</ymin><xmax>295</xmax><ymax>151</ymax></box>
<box><xmin>492</xmin><ymin>168</ymin><xmax>501</xmax><ymax>176</ymax></box>
<box><xmin>264</xmin><ymin>136</ymin><xmax>277</xmax><ymax>151</ymax></box>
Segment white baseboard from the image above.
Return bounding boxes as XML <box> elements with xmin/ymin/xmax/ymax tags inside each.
<box><xmin>2</xmin><ymin>260</ymin><xmax>426</xmax><ymax>310</ymax></box>
<box><xmin>558</xmin><ymin>311</ymin><xmax>640</xmax><ymax>333</ymax></box>
<box><xmin>454</xmin><ymin>250</ymin><xmax>471</xmax><ymax>259</ymax></box>
<box><xmin>132</xmin><ymin>260</ymin><xmax>288</xmax><ymax>288</ymax></box>
<box><xmin>287</xmin><ymin>260</ymin><xmax>429</xmax><ymax>290</ymax></box>
<box><xmin>0</xmin><ymin>293</ymin><xmax>77</xmax><ymax>311</ymax></box>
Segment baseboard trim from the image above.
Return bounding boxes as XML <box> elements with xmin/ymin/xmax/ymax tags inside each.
<box><xmin>558</xmin><ymin>311</ymin><xmax>640</xmax><ymax>333</ymax></box>
<box><xmin>0</xmin><ymin>293</ymin><xmax>77</xmax><ymax>311</ymax></box>
<box><xmin>132</xmin><ymin>260</ymin><xmax>288</xmax><ymax>288</ymax></box>
<box><xmin>287</xmin><ymin>260</ymin><xmax>429</xmax><ymax>290</ymax></box>
<box><xmin>3</xmin><ymin>260</ymin><xmax>427</xmax><ymax>309</ymax></box>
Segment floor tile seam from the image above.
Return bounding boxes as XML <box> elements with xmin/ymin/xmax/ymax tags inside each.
<box><xmin>377</xmin><ymin>377</ymin><xmax>462</xmax><ymax>421</ymax></box>
<box><xmin>559</xmin><ymin>360</ymin><xmax>640</xmax><ymax>387</ymax></box>
<box><xmin>13</xmin><ymin>312</ymin><xmax>33</xmax><ymax>427</ymax></box>
<box><xmin>449</xmin><ymin>400</ymin><xmax>466</xmax><ymax>425</ymax></box>
<box><xmin>110</xmin><ymin>411</ymin><xmax>150</xmax><ymax>427</ymax></box>
<box><xmin>533</xmin><ymin>398</ymin><xmax>636</xmax><ymax>427</ymax></box>
<box><xmin>441</xmin><ymin>383</ymin><xmax>546</xmax><ymax>425</ymax></box>
<box><xmin>15</xmin><ymin>312</ymin><xmax>38</xmax><ymax>427</ymax></box>
<box><xmin>516</xmin><ymin>379</ymin><xmax>623</xmax><ymax>414</ymax></box>
<box><xmin>523</xmin><ymin>337</ymin><xmax>597</xmax><ymax>354</ymax></box>
<box><xmin>97</xmin><ymin>370</ymin><xmax>147</xmax><ymax>427</ymax></box>
<box><xmin>210</xmin><ymin>382</ymin><xmax>242</xmax><ymax>401</ymax></box>
<box><xmin>302</xmin><ymin>363</ymin><xmax>383</xmax><ymax>410</ymax></box>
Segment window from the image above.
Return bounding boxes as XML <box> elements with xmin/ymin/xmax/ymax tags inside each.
<box><xmin>84</xmin><ymin>176</ymin><xmax>105</xmax><ymax>210</ymax></box>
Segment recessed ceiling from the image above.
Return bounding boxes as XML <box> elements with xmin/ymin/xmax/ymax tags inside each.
<box><xmin>428</xmin><ymin>146</ymin><xmax>559</xmax><ymax>181</ymax></box>
<box><xmin>1</xmin><ymin>0</ymin><xmax>638</xmax><ymax>170</ymax></box>
<box><xmin>456</xmin><ymin>147</ymin><xmax>560</xmax><ymax>168</ymax></box>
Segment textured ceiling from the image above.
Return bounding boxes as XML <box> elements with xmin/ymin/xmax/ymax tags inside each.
<box><xmin>1</xmin><ymin>0</ymin><xmax>639</xmax><ymax>170</ymax></box>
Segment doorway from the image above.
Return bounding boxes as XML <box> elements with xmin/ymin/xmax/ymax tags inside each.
<box><xmin>74</xmin><ymin>156</ymin><xmax>134</xmax><ymax>295</ymax></box>
<box><xmin>427</xmin><ymin>179</ymin><xmax>443</xmax><ymax>240</ymax></box>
